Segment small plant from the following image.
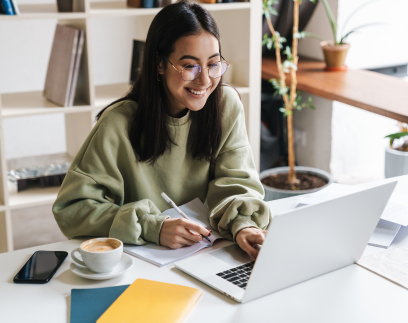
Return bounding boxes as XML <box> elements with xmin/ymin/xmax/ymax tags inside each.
<box><xmin>262</xmin><ymin>0</ymin><xmax>316</xmax><ymax>185</ymax></box>
<box><xmin>386</xmin><ymin>123</ymin><xmax>408</xmax><ymax>151</ymax></box>
<box><xmin>301</xmin><ymin>0</ymin><xmax>384</xmax><ymax>45</ymax></box>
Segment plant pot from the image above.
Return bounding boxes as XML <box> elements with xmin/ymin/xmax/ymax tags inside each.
<box><xmin>259</xmin><ymin>166</ymin><xmax>333</xmax><ymax>201</ymax></box>
<box><xmin>320</xmin><ymin>41</ymin><xmax>350</xmax><ymax>70</ymax></box>
<box><xmin>385</xmin><ymin>146</ymin><xmax>408</xmax><ymax>178</ymax></box>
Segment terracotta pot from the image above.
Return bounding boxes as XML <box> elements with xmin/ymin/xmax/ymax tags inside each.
<box><xmin>320</xmin><ymin>41</ymin><xmax>350</xmax><ymax>70</ymax></box>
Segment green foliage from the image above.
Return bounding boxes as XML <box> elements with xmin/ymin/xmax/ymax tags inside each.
<box><xmin>269</xmin><ymin>78</ymin><xmax>289</xmax><ymax>96</ymax></box>
<box><xmin>308</xmin><ymin>0</ymin><xmax>382</xmax><ymax>45</ymax></box>
<box><xmin>385</xmin><ymin>132</ymin><xmax>408</xmax><ymax>147</ymax></box>
<box><xmin>262</xmin><ymin>0</ymin><xmax>279</xmax><ymax>20</ymax></box>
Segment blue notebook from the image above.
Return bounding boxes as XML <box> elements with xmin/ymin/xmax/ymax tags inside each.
<box><xmin>70</xmin><ymin>285</ymin><xmax>129</xmax><ymax>323</ymax></box>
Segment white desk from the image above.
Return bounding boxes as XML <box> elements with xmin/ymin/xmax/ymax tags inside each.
<box><xmin>1</xmin><ymin>176</ymin><xmax>408</xmax><ymax>323</ymax></box>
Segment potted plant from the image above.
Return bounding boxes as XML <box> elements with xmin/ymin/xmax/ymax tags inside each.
<box><xmin>385</xmin><ymin>123</ymin><xmax>408</xmax><ymax>178</ymax></box>
<box><xmin>260</xmin><ymin>0</ymin><xmax>333</xmax><ymax>201</ymax></box>
<box><xmin>301</xmin><ymin>0</ymin><xmax>382</xmax><ymax>70</ymax></box>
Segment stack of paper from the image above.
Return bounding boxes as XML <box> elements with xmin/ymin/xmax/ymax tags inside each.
<box><xmin>291</xmin><ymin>183</ymin><xmax>408</xmax><ymax>249</ymax></box>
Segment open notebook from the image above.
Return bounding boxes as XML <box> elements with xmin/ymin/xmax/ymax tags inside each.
<box><xmin>124</xmin><ymin>198</ymin><xmax>227</xmax><ymax>267</ymax></box>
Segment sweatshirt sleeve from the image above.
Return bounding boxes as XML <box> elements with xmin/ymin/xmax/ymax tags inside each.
<box><xmin>207</xmin><ymin>93</ymin><xmax>272</xmax><ymax>242</ymax></box>
<box><xmin>52</xmin><ymin>103</ymin><xmax>168</xmax><ymax>245</ymax></box>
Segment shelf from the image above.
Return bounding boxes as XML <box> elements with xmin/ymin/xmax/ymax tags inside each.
<box><xmin>8</xmin><ymin>186</ymin><xmax>60</xmax><ymax>209</ymax></box>
<box><xmin>95</xmin><ymin>82</ymin><xmax>249</xmax><ymax>108</ymax></box>
<box><xmin>89</xmin><ymin>1</ymin><xmax>250</xmax><ymax>17</ymax></box>
<box><xmin>1</xmin><ymin>91</ymin><xmax>96</xmax><ymax>118</ymax></box>
<box><xmin>90</xmin><ymin>1</ymin><xmax>160</xmax><ymax>16</ymax></box>
<box><xmin>0</xmin><ymin>4</ymin><xmax>87</xmax><ymax>20</ymax></box>
<box><xmin>262</xmin><ymin>57</ymin><xmax>408</xmax><ymax>123</ymax></box>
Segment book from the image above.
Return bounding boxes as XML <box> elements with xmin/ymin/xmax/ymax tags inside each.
<box><xmin>124</xmin><ymin>198</ymin><xmax>229</xmax><ymax>267</ymax></box>
<box><xmin>127</xmin><ymin>0</ymin><xmax>142</xmax><ymax>8</ymax></box>
<box><xmin>129</xmin><ymin>39</ymin><xmax>145</xmax><ymax>84</ymax></box>
<box><xmin>97</xmin><ymin>279</ymin><xmax>202</xmax><ymax>323</ymax></box>
<box><xmin>43</xmin><ymin>24</ymin><xmax>83</xmax><ymax>107</ymax></box>
<box><xmin>0</xmin><ymin>0</ymin><xmax>15</xmax><ymax>15</ymax></box>
<box><xmin>68</xmin><ymin>29</ymin><xmax>85</xmax><ymax>106</ymax></box>
<box><xmin>10</xmin><ymin>0</ymin><xmax>19</xmax><ymax>15</ymax></box>
<box><xmin>70</xmin><ymin>285</ymin><xmax>129</xmax><ymax>323</ymax></box>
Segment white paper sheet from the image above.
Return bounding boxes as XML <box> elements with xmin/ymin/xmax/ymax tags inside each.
<box><xmin>357</xmin><ymin>243</ymin><xmax>408</xmax><ymax>288</ymax></box>
<box><xmin>124</xmin><ymin>198</ymin><xmax>224</xmax><ymax>267</ymax></box>
<box><xmin>368</xmin><ymin>219</ymin><xmax>401</xmax><ymax>249</ymax></box>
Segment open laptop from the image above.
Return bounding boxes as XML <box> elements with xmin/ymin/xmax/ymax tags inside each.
<box><xmin>175</xmin><ymin>181</ymin><xmax>397</xmax><ymax>303</ymax></box>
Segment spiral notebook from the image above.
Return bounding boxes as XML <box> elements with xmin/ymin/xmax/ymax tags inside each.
<box><xmin>123</xmin><ymin>198</ymin><xmax>228</xmax><ymax>267</ymax></box>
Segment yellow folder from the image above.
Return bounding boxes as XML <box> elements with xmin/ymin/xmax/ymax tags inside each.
<box><xmin>97</xmin><ymin>279</ymin><xmax>202</xmax><ymax>323</ymax></box>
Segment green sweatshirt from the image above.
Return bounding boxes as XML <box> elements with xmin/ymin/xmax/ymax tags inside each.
<box><xmin>53</xmin><ymin>86</ymin><xmax>272</xmax><ymax>246</ymax></box>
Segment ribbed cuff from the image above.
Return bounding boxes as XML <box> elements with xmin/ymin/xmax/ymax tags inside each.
<box><xmin>140</xmin><ymin>214</ymin><xmax>170</xmax><ymax>245</ymax></box>
<box><xmin>230</xmin><ymin>214</ymin><xmax>259</xmax><ymax>242</ymax></box>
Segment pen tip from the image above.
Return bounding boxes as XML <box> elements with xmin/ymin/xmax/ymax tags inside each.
<box><xmin>161</xmin><ymin>192</ymin><xmax>170</xmax><ymax>203</ymax></box>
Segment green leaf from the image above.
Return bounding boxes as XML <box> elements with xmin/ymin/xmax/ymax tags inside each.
<box><xmin>279</xmin><ymin>107</ymin><xmax>286</xmax><ymax>114</ymax></box>
<box><xmin>309</xmin><ymin>104</ymin><xmax>316</xmax><ymax>110</ymax></box>
<box><xmin>340</xmin><ymin>23</ymin><xmax>388</xmax><ymax>44</ymax></box>
<box><xmin>340</xmin><ymin>0</ymin><xmax>382</xmax><ymax>37</ymax></box>
<box><xmin>321</xmin><ymin>0</ymin><xmax>338</xmax><ymax>44</ymax></box>
<box><xmin>385</xmin><ymin>132</ymin><xmax>408</xmax><ymax>140</ymax></box>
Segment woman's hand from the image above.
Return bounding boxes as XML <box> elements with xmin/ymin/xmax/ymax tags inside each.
<box><xmin>236</xmin><ymin>227</ymin><xmax>267</xmax><ymax>260</ymax></box>
<box><xmin>159</xmin><ymin>218</ymin><xmax>211</xmax><ymax>249</ymax></box>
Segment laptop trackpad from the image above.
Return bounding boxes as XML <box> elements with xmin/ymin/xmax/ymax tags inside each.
<box><xmin>210</xmin><ymin>244</ymin><xmax>253</xmax><ymax>267</ymax></box>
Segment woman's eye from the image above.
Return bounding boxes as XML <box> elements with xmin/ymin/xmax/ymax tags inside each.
<box><xmin>184</xmin><ymin>64</ymin><xmax>196</xmax><ymax>69</ymax></box>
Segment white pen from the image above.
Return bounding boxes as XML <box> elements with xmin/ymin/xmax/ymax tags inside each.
<box><xmin>161</xmin><ymin>192</ymin><xmax>211</xmax><ymax>243</ymax></box>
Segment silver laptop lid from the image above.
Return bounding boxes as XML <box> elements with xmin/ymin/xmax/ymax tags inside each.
<box><xmin>242</xmin><ymin>181</ymin><xmax>397</xmax><ymax>303</ymax></box>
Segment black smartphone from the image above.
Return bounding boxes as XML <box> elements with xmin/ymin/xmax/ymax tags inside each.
<box><xmin>13</xmin><ymin>250</ymin><xmax>68</xmax><ymax>284</ymax></box>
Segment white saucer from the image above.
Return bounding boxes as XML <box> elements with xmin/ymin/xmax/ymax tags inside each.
<box><xmin>70</xmin><ymin>253</ymin><xmax>134</xmax><ymax>280</ymax></box>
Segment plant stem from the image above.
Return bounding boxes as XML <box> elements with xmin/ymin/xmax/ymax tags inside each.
<box><xmin>264</xmin><ymin>0</ymin><xmax>300</xmax><ymax>184</ymax></box>
<box><xmin>287</xmin><ymin>0</ymin><xmax>300</xmax><ymax>184</ymax></box>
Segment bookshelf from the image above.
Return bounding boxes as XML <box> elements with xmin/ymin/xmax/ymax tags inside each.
<box><xmin>0</xmin><ymin>0</ymin><xmax>261</xmax><ymax>252</ymax></box>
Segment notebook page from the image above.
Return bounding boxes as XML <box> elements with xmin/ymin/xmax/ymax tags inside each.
<box><xmin>124</xmin><ymin>198</ymin><xmax>222</xmax><ymax>266</ymax></box>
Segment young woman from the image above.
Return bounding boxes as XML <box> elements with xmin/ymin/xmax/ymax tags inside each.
<box><xmin>53</xmin><ymin>0</ymin><xmax>271</xmax><ymax>259</ymax></box>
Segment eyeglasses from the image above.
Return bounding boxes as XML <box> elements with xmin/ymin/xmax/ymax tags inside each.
<box><xmin>164</xmin><ymin>56</ymin><xmax>230</xmax><ymax>81</ymax></box>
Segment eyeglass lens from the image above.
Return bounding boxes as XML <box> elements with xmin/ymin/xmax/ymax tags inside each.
<box><xmin>182</xmin><ymin>61</ymin><xmax>228</xmax><ymax>81</ymax></box>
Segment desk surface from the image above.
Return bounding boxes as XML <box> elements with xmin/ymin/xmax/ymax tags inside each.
<box><xmin>262</xmin><ymin>57</ymin><xmax>408</xmax><ymax>123</ymax></box>
<box><xmin>1</xmin><ymin>176</ymin><xmax>408</xmax><ymax>323</ymax></box>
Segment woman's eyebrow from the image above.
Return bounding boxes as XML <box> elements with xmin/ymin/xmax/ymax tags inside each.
<box><xmin>178</xmin><ymin>53</ymin><xmax>220</xmax><ymax>61</ymax></box>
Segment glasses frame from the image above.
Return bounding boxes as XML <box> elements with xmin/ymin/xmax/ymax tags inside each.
<box><xmin>164</xmin><ymin>56</ymin><xmax>230</xmax><ymax>81</ymax></box>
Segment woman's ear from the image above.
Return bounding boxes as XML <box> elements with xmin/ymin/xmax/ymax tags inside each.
<box><xmin>156</xmin><ymin>53</ymin><xmax>164</xmax><ymax>74</ymax></box>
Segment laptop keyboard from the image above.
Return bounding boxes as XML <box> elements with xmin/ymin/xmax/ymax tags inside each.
<box><xmin>215</xmin><ymin>261</ymin><xmax>255</xmax><ymax>289</ymax></box>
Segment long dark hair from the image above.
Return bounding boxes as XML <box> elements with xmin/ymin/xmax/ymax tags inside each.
<box><xmin>96</xmin><ymin>0</ymin><xmax>223</xmax><ymax>164</ymax></box>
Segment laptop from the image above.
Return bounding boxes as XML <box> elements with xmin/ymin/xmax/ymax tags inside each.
<box><xmin>174</xmin><ymin>181</ymin><xmax>397</xmax><ymax>303</ymax></box>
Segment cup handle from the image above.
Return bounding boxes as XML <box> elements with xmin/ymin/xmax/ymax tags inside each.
<box><xmin>71</xmin><ymin>248</ymin><xmax>86</xmax><ymax>267</ymax></box>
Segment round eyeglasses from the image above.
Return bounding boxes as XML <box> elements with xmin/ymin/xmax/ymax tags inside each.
<box><xmin>164</xmin><ymin>56</ymin><xmax>230</xmax><ymax>81</ymax></box>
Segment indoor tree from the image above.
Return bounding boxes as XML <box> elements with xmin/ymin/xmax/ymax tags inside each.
<box><xmin>262</xmin><ymin>0</ymin><xmax>316</xmax><ymax>185</ymax></box>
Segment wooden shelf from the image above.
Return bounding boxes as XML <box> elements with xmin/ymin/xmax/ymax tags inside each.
<box><xmin>1</xmin><ymin>91</ymin><xmax>96</xmax><ymax>118</ymax></box>
<box><xmin>8</xmin><ymin>186</ymin><xmax>60</xmax><ymax>209</ymax></box>
<box><xmin>262</xmin><ymin>57</ymin><xmax>408</xmax><ymax>123</ymax></box>
<box><xmin>0</xmin><ymin>4</ymin><xmax>86</xmax><ymax>20</ymax></box>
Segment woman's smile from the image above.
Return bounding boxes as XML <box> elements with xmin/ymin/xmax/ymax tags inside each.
<box><xmin>185</xmin><ymin>86</ymin><xmax>211</xmax><ymax>98</ymax></box>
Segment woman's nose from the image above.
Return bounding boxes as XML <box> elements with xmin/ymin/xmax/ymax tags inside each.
<box><xmin>195</xmin><ymin>67</ymin><xmax>210</xmax><ymax>85</ymax></box>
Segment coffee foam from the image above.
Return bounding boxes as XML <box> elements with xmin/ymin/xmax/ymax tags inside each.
<box><xmin>82</xmin><ymin>239</ymin><xmax>121</xmax><ymax>252</ymax></box>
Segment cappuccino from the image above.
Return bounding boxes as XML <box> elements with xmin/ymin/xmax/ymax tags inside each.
<box><xmin>83</xmin><ymin>241</ymin><xmax>118</xmax><ymax>252</ymax></box>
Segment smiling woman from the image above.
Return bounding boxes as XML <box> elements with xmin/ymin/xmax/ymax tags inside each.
<box><xmin>52</xmin><ymin>0</ymin><xmax>272</xmax><ymax>260</ymax></box>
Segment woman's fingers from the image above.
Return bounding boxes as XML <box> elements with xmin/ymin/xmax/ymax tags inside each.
<box><xmin>239</xmin><ymin>239</ymin><xmax>259</xmax><ymax>260</ymax></box>
<box><xmin>159</xmin><ymin>218</ymin><xmax>211</xmax><ymax>248</ymax></box>
<box><xmin>183</xmin><ymin>219</ymin><xmax>211</xmax><ymax>237</ymax></box>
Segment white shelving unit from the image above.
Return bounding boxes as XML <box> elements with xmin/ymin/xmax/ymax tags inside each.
<box><xmin>0</xmin><ymin>0</ymin><xmax>261</xmax><ymax>252</ymax></box>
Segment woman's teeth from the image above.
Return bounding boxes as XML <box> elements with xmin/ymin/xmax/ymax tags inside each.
<box><xmin>188</xmin><ymin>88</ymin><xmax>206</xmax><ymax>95</ymax></box>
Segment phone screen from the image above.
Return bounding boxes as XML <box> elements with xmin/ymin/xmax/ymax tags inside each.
<box><xmin>13</xmin><ymin>251</ymin><xmax>68</xmax><ymax>284</ymax></box>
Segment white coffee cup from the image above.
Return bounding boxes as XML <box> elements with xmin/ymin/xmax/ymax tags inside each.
<box><xmin>71</xmin><ymin>238</ymin><xmax>123</xmax><ymax>273</ymax></box>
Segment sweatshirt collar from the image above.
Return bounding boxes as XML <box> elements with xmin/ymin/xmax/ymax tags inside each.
<box><xmin>166</xmin><ymin>110</ymin><xmax>191</xmax><ymax>126</ymax></box>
